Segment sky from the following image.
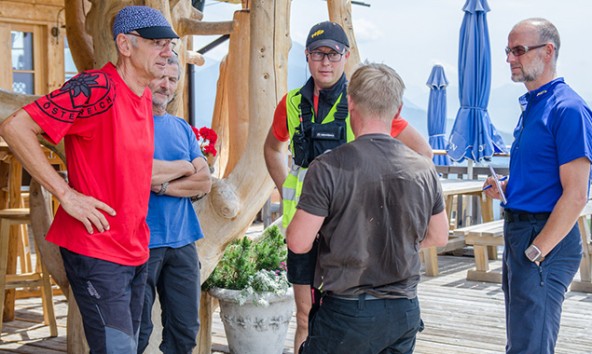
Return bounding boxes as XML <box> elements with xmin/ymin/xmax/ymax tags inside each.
<box><xmin>194</xmin><ymin>0</ymin><xmax>592</xmax><ymax>136</ymax></box>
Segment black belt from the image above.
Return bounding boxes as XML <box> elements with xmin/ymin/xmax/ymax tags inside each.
<box><xmin>504</xmin><ymin>209</ymin><xmax>550</xmax><ymax>223</ymax></box>
<box><xmin>327</xmin><ymin>293</ymin><xmax>382</xmax><ymax>301</ymax></box>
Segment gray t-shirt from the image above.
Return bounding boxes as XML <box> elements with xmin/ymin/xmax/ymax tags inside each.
<box><xmin>298</xmin><ymin>134</ymin><xmax>444</xmax><ymax>299</ymax></box>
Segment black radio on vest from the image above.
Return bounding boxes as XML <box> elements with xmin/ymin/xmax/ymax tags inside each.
<box><xmin>292</xmin><ymin>87</ymin><xmax>348</xmax><ymax>168</ymax></box>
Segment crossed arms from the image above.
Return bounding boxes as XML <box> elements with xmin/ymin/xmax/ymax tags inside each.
<box><xmin>151</xmin><ymin>157</ymin><xmax>211</xmax><ymax>198</ymax></box>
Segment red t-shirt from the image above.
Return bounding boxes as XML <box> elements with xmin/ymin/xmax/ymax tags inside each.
<box><xmin>271</xmin><ymin>94</ymin><xmax>409</xmax><ymax>141</ymax></box>
<box><xmin>24</xmin><ymin>62</ymin><xmax>154</xmax><ymax>266</ymax></box>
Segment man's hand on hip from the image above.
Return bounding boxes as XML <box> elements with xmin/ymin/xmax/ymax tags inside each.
<box><xmin>60</xmin><ymin>189</ymin><xmax>116</xmax><ymax>234</ymax></box>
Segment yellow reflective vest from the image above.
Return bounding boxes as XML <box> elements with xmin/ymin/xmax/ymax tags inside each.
<box><xmin>282</xmin><ymin>84</ymin><xmax>354</xmax><ymax>228</ymax></box>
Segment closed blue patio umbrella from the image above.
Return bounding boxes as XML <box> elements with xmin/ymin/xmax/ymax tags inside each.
<box><xmin>446</xmin><ymin>0</ymin><xmax>506</xmax><ymax>163</ymax></box>
<box><xmin>427</xmin><ymin>65</ymin><xmax>450</xmax><ymax>166</ymax></box>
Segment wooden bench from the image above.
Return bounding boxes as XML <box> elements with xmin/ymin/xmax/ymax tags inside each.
<box><xmin>421</xmin><ymin>179</ymin><xmax>494</xmax><ymax>276</ymax></box>
<box><xmin>570</xmin><ymin>201</ymin><xmax>592</xmax><ymax>292</ymax></box>
<box><xmin>463</xmin><ymin>220</ymin><xmax>504</xmax><ymax>283</ymax></box>
<box><xmin>464</xmin><ymin>201</ymin><xmax>592</xmax><ymax>287</ymax></box>
<box><xmin>420</xmin><ymin>230</ymin><xmax>466</xmax><ymax>276</ymax></box>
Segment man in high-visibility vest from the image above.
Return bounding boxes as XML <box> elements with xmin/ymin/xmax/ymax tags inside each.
<box><xmin>264</xmin><ymin>21</ymin><xmax>433</xmax><ymax>350</ymax></box>
<box><xmin>287</xmin><ymin>62</ymin><xmax>449</xmax><ymax>354</ymax></box>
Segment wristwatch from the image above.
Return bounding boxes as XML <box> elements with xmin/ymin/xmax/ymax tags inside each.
<box><xmin>525</xmin><ymin>244</ymin><xmax>545</xmax><ymax>263</ymax></box>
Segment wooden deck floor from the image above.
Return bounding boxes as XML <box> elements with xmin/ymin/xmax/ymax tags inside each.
<box><xmin>2</xmin><ymin>254</ymin><xmax>592</xmax><ymax>354</ymax></box>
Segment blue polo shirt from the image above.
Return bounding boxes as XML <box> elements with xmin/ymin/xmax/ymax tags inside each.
<box><xmin>147</xmin><ymin>113</ymin><xmax>205</xmax><ymax>248</ymax></box>
<box><xmin>505</xmin><ymin>78</ymin><xmax>592</xmax><ymax>213</ymax></box>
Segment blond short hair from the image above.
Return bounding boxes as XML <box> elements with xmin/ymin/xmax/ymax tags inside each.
<box><xmin>348</xmin><ymin>63</ymin><xmax>405</xmax><ymax>120</ymax></box>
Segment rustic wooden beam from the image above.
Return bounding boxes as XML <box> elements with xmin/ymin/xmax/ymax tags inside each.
<box><xmin>327</xmin><ymin>0</ymin><xmax>361</xmax><ymax>78</ymax></box>
<box><xmin>177</xmin><ymin>19</ymin><xmax>234</xmax><ymax>37</ymax></box>
<box><xmin>220</xmin><ymin>10</ymin><xmax>250</xmax><ymax>176</ymax></box>
<box><xmin>64</xmin><ymin>0</ymin><xmax>94</xmax><ymax>72</ymax></box>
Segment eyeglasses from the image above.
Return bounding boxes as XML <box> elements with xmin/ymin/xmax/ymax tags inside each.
<box><xmin>505</xmin><ymin>43</ymin><xmax>547</xmax><ymax>57</ymax></box>
<box><xmin>308</xmin><ymin>51</ymin><xmax>344</xmax><ymax>62</ymax></box>
<box><xmin>126</xmin><ymin>33</ymin><xmax>178</xmax><ymax>52</ymax></box>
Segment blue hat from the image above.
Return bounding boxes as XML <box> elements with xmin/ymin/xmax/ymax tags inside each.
<box><xmin>112</xmin><ymin>6</ymin><xmax>179</xmax><ymax>40</ymax></box>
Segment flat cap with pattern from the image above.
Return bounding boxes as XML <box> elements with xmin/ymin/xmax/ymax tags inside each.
<box><xmin>112</xmin><ymin>6</ymin><xmax>178</xmax><ymax>40</ymax></box>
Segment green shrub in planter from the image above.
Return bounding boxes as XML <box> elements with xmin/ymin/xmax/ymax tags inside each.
<box><xmin>204</xmin><ymin>225</ymin><xmax>290</xmax><ymax>306</ymax></box>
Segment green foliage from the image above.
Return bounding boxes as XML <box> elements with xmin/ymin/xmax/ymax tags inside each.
<box><xmin>204</xmin><ymin>225</ymin><xmax>288</xmax><ymax>293</ymax></box>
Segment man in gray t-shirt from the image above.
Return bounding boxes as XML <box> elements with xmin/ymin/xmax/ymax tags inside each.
<box><xmin>287</xmin><ymin>63</ymin><xmax>449</xmax><ymax>354</ymax></box>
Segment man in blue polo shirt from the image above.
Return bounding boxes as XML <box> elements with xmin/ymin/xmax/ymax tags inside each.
<box><xmin>484</xmin><ymin>18</ymin><xmax>592</xmax><ymax>353</ymax></box>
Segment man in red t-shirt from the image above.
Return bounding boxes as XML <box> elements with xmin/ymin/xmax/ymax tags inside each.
<box><xmin>0</xmin><ymin>6</ymin><xmax>177</xmax><ymax>353</ymax></box>
<box><xmin>264</xmin><ymin>21</ymin><xmax>433</xmax><ymax>351</ymax></box>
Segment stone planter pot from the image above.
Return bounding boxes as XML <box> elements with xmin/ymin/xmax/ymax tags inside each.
<box><xmin>209</xmin><ymin>287</ymin><xmax>294</xmax><ymax>354</ymax></box>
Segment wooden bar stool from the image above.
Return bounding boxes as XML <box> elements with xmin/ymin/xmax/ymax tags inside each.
<box><xmin>0</xmin><ymin>208</ymin><xmax>57</xmax><ymax>338</ymax></box>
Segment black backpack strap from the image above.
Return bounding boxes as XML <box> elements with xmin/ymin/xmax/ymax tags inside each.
<box><xmin>298</xmin><ymin>91</ymin><xmax>315</xmax><ymax>133</ymax></box>
<box><xmin>334</xmin><ymin>85</ymin><xmax>349</xmax><ymax>121</ymax></box>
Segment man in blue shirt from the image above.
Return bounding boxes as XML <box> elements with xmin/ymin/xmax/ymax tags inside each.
<box><xmin>138</xmin><ymin>54</ymin><xmax>212</xmax><ymax>354</ymax></box>
<box><xmin>484</xmin><ymin>18</ymin><xmax>592</xmax><ymax>353</ymax></box>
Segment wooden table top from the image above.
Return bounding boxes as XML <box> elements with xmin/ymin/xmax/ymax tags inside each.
<box><xmin>440</xmin><ymin>179</ymin><xmax>485</xmax><ymax>196</ymax></box>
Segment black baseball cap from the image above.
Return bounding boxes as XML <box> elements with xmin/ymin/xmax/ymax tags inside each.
<box><xmin>306</xmin><ymin>21</ymin><xmax>350</xmax><ymax>53</ymax></box>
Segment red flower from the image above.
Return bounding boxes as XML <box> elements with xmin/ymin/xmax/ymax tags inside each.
<box><xmin>199</xmin><ymin>127</ymin><xmax>218</xmax><ymax>145</ymax></box>
<box><xmin>203</xmin><ymin>144</ymin><xmax>217</xmax><ymax>157</ymax></box>
<box><xmin>192</xmin><ymin>126</ymin><xmax>201</xmax><ymax>140</ymax></box>
<box><xmin>192</xmin><ymin>126</ymin><xmax>218</xmax><ymax>159</ymax></box>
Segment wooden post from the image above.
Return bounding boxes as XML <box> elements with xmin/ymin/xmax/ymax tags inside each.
<box><xmin>67</xmin><ymin>287</ymin><xmax>89</xmax><ymax>353</ymax></box>
<box><xmin>2</xmin><ymin>157</ymin><xmax>22</xmax><ymax>321</ymax></box>
<box><xmin>274</xmin><ymin>1</ymin><xmax>291</xmax><ymax>101</ymax></box>
<box><xmin>196</xmin><ymin>291</ymin><xmax>214</xmax><ymax>354</ymax></box>
<box><xmin>326</xmin><ymin>0</ymin><xmax>361</xmax><ymax>78</ymax></box>
<box><xmin>64</xmin><ymin>0</ymin><xmax>94</xmax><ymax>72</ymax></box>
<box><xmin>210</xmin><ymin>55</ymin><xmax>230</xmax><ymax>176</ymax></box>
<box><xmin>221</xmin><ymin>10</ymin><xmax>251</xmax><ymax>177</ymax></box>
<box><xmin>29</xmin><ymin>179</ymin><xmax>69</xmax><ymax>295</ymax></box>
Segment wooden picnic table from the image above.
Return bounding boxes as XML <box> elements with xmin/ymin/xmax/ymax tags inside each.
<box><xmin>461</xmin><ymin>200</ymin><xmax>592</xmax><ymax>289</ymax></box>
<box><xmin>422</xmin><ymin>179</ymin><xmax>494</xmax><ymax>276</ymax></box>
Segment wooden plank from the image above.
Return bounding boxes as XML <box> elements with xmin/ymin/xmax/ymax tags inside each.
<box><xmin>466</xmin><ymin>234</ymin><xmax>504</xmax><ymax>246</ymax></box>
<box><xmin>454</xmin><ymin>220</ymin><xmax>504</xmax><ymax>238</ymax></box>
<box><xmin>197</xmin><ymin>291</ymin><xmax>214</xmax><ymax>354</ymax></box>
<box><xmin>2</xmin><ymin>256</ymin><xmax>592</xmax><ymax>353</ymax></box>
<box><xmin>6</xmin><ymin>0</ymin><xmax>64</xmax><ymax>6</ymax></box>
<box><xmin>0</xmin><ymin>2</ymin><xmax>64</xmax><ymax>24</ymax></box>
<box><xmin>570</xmin><ymin>281</ymin><xmax>592</xmax><ymax>293</ymax></box>
<box><xmin>421</xmin><ymin>247</ymin><xmax>439</xmax><ymax>277</ymax></box>
<box><xmin>435</xmin><ymin>237</ymin><xmax>465</xmax><ymax>254</ymax></box>
<box><xmin>473</xmin><ymin>245</ymin><xmax>490</xmax><ymax>272</ymax></box>
<box><xmin>467</xmin><ymin>269</ymin><xmax>503</xmax><ymax>283</ymax></box>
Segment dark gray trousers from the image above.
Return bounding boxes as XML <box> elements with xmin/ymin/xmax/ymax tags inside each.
<box><xmin>301</xmin><ymin>295</ymin><xmax>422</xmax><ymax>354</ymax></box>
<box><xmin>61</xmin><ymin>247</ymin><xmax>147</xmax><ymax>354</ymax></box>
<box><xmin>138</xmin><ymin>243</ymin><xmax>200</xmax><ymax>354</ymax></box>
